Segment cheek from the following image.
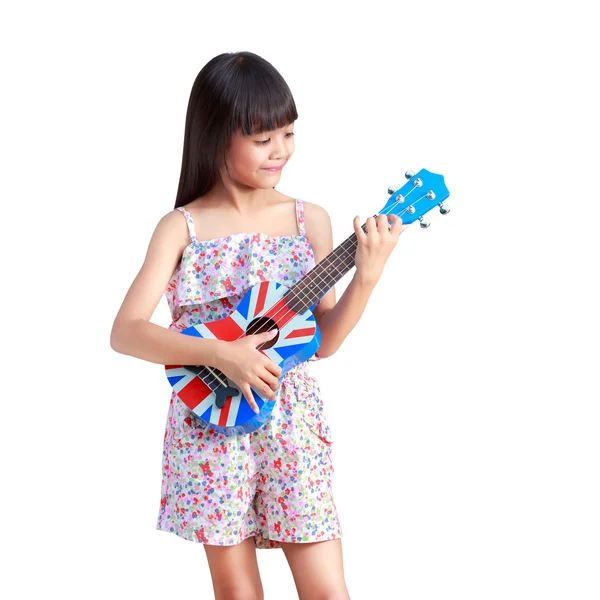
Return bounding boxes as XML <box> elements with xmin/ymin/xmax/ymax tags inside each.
<box><xmin>235</xmin><ymin>145</ymin><xmax>262</xmax><ymax>168</ymax></box>
<box><xmin>227</xmin><ymin>140</ymin><xmax>261</xmax><ymax>170</ymax></box>
<box><xmin>227</xmin><ymin>154</ymin><xmax>257</xmax><ymax>177</ymax></box>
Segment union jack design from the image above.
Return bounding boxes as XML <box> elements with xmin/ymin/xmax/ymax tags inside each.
<box><xmin>165</xmin><ymin>280</ymin><xmax>320</xmax><ymax>436</ymax></box>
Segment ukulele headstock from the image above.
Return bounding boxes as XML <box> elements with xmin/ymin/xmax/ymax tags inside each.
<box><xmin>381</xmin><ymin>168</ymin><xmax>450</xmax><ymax>229</ymax></box>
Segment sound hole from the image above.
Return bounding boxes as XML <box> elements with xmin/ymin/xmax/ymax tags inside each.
<box><xmin>246</xmin><ymin>316</ymin><xmax>279</xmax><ymax>350</ymax></box>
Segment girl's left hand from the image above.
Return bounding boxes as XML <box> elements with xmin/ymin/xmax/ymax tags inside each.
<box><xmin>353</xmin><ymin>213</ymin><xmax>409</xmax><ymax>285</ymax></box>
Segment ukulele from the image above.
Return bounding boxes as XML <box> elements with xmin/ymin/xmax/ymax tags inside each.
<box><xmin>165</xmin><ymin>168</ymin><xmax>450</xmax><ymax>436</ymax></box>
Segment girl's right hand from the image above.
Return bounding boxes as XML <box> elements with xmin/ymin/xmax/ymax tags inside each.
<box><xmin>215</xmin><ymin>329</ymin><xmax>282</xmax><ymax>413</ymax></box>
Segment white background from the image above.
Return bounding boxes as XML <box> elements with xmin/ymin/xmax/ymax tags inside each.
<box><xmin>2</xmin><ymin>1</ymin><xmax>599</xmax><ymax>598</ymax></box>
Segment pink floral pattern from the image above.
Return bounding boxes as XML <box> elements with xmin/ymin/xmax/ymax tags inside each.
<box><xmin>156</xmin><ymin>198</ymin><xmax>342</xmax><ymax>549</ymax></box>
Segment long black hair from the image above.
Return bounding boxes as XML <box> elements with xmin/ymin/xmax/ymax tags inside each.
<box><xmin>174</xmin><ymin>51</ymin><xmax>298</xmax><ymax>209</ymax></box>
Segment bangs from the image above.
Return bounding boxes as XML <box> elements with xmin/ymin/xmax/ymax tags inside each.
<box><xmin>227</xmin><ymin>61</ymin><xmax>298</xmax><ymax>136</ymax></box>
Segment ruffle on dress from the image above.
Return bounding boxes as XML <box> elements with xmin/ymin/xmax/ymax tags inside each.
<box><xmin>165</xmin><ymin>233</ymin><xmax>315</xmax><ymax>312</ymax></box>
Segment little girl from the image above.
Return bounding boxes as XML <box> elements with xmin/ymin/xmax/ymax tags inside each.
<box><xmin>110</xmin><ymin>51</ymin><xmax>404</xmax><ymax>600</ymax></box>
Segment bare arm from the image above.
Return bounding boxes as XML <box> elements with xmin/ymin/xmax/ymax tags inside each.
<box><xmin>110</xmin><ymin>209</ymin><xmax>226</xmax><ymax>367</ymax></box>
<box><xmin>112</xmin><ymin>319</ymin><xmax>225</xmax><ymax>367</ymax></box>
<box><xmin>304</xmin><ymin>202</ymin><xmax>374</xmax><ymax>359</ymax></box>
<box><xmin>312</xmin><ymin>275</ymin><xmax>377</xmax><ymax>359</ymax></box>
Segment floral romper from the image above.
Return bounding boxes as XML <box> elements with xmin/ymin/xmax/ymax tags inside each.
<box><xmin>156</xmin><ymin>197</ymin><xmax>343</xmax><ymax>549</ymax></box>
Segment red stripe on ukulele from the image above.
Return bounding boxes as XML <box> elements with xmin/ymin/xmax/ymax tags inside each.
<box><xmin>204</xmin><ymin>316</ymin><xmax>245</xmax><ymax>342</ymax></box>
<box><xmin>255</xmin><ymin>281</ymin><xmax>269</xmax><ymax>314</ymax></box>
<box><xmin>285</xmin><ymin>327</ymin><xmax>316</xmax><ymax>339</ymax></box>
<box><xmin>218</xmin><ymin>396</ymin><xmax>233</xmax><ymax>427</ymax></box>
<box><xmin>264</xmin><ymin>297</ymin><xmax>298</xmax><ymax>329</ymax></box>
<box><xmin>177</xmin><ymin>376</ymin><xmax>212</xmax><ymax>412</ymax></box>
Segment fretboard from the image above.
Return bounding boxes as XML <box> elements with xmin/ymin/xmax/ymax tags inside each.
<box><xmin>282</xmin><ymin>220</ymin><xmax>374</xmax><ymax>314</ymax></box>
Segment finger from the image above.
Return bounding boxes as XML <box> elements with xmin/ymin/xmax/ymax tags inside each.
<box><xmin>243</xmin><ymin>385</ymin><xmax>260</xmax><ymax>414</ymax></box>
<box><xmin>264</xmin><ymin>359</ymin><xmax>283</xmax><ymax>379</ymax></box>
<box><xmin>365</xmin><ymin>216</ymin><xmax>377</xmax><ymax>235</ymax></box>
<box><xmin>253</xmin><ymin>376</ymin><xmax>277</xmax><ymax>401</ymax></box>
<box><xmin>377</xmin><ymin>213</ymin><xmax>389</xmax><ymax>232</ymax></box>
<box><xmin>363</xmin><ymin>216</ymin><xmax>378</xmax><ymax>242</ymax></box>
<box><xmin>260</xmin><ymin>370</ymin><xmax>280</xmax><ymax>391</ymax></box>
<box><xmin>251</xmin><ymin>329</ymin><xmax>277</xmax><ymax>348</ymax></box>
<box><xmin>389</xmin><ymin>214</ymin><xmax>404</xmax><ymax>235</ymax></box>
<box><xmin>354</xmin><ymin>215</ymin><xmax>367</xmax><ymax>244</ymax></box>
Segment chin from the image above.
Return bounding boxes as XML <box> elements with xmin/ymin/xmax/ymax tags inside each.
<box><xmin>252</xmin><ymin>182</ymin><xmax>277</xmax><ymax>190</ymax></box>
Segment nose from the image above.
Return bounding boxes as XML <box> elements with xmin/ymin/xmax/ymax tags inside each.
<box><xmin>270</xmin><ymin>133</ymin><xmax>293</xmax><ymax>159</ymax></box>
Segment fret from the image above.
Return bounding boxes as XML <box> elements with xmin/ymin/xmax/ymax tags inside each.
<box><xmin>282</xmin><ymin>224</ymin><xmax>370</xmax><ymax>314</ymax></box>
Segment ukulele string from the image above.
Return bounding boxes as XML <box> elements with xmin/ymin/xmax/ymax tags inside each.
<box><xmin>202</xmin><ymin>189</ymin><xmax>430</xmax><ymax>393</ymax></box>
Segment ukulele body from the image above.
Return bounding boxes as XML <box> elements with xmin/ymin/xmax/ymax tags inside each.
<box><xmin>165</xmin><ymin>279</ymin><xmax>320</xmax><ymax>437</ymax></box>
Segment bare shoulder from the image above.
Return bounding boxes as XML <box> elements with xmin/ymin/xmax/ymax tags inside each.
<box><xmin>301</xmin><ymin>199</ymin><xmax>333</xmax><ymax>262</ymax></box>
<box><xmin>154</xmin><ymin>207</ymin><xmax>190</xmax><ymax>246</ymax></box>
<box><xmin>141</xmin><ymin>207</ymin><xmax>192</xmax><ymax>263</ymax></box>
<box><xmin>111</xmin><ymin>207</ymin><xmax>191</xmax><ymax>331</ymax></box>
<box><xmin>300</xmin><ymin>198</ymin><xmax>337</xmax><ymax>323</ymax></box>
<box><xmin>302</xmin><ymin>199</ymin><xmax>332</xmax><ymax>237</ymax></box>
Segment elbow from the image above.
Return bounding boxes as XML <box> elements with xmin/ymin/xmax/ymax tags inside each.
<box><xmin>314</xmin><ymin>343</ymin><xmax>338</xmax><ymax>360</ymax></box>
<box><xmin>110</xmin><ymin>326</ymin><xmax>123</xmax><ymax>353</ymax></box>
<box><xmin>111</xmin><ymin>318</ymin><xmax>146</xmax><ymax>353</ymax></box>
<box><xmin>110</xmin><ymin>319</ymin><xmax>130</xmax><ymax>353</ymax></box>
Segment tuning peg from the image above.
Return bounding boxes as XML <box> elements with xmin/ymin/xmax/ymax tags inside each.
<box><xmin>387</xmin><ymin>186</ymin><xmax>398</xmax><ymax>195</ymax></box>
<box><xmin>419</xmin><ymin>217</ymin><xmax>431</xmax><ymax>228</ymax></box>
<box><xmin>439</xmin><ymin>202</ymin><xmax>450</xmax><ymax>215</ymax></box>
<box><xmin>405</xmin><ymin>170</ymin><xmax>415</xmax><ymax>180</ymax></box>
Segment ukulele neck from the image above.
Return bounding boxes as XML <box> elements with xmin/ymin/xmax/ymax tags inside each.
<box><xmin>282</xmin><ymin>219</ymin><xmax>375</xmax><ymax>314</ymax></box>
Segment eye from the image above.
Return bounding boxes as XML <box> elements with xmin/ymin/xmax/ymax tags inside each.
<box><xmin>256</xmin><ymin>132</ymin><xmax>295</xmax><ymax>146</ymax></box>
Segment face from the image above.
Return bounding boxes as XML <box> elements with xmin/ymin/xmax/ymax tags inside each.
<box><xmin>219</xmin><ymin>121</ymin><xmax>295</xmax><ymax>189</ymax></box>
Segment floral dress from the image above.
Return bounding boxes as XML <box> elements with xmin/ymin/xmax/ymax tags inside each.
<box><xmin>156</xmin><ymin>197</ymin><xmax>342</xmax><ymax>549</ymax></box>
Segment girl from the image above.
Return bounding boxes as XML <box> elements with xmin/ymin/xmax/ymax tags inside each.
<box><xmin>110</xmin><ymin>51</ymin><xmax>405</xmax><ymax>600</ymax></box>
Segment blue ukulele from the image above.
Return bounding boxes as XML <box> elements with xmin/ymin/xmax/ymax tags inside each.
<box><xmin>166</xmin><ymin>168</ymin><xmax>450</xmax><ymax>436</ymax></box>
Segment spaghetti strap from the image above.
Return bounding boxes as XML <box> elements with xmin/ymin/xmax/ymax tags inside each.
<box><xmin>295</xmin><ymin>198</ymin><xmax>306</xmax><ymax>237</ymax></box>
<box><xmin>176</xmin><ymin>206</ymin><xmax>197</xmax><ymax>244</ymax></box>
